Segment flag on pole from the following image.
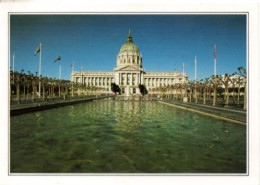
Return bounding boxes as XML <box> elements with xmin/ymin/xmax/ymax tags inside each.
<box><xmin>34</xmin><ymin>44</ymin><xmax>41</xmax><ymax>56</ymax></box>
<box><xmin>54</xmin><ymin>56</ymin><xmax>61</xmax><ymax>62</ymax></box>
<box><xmin>214</xmin><ymin>44</ymin><xmax>216</xmax><ymax>59</ymax></box>
<box><xmin>70</xmin><ymin>61</ymin><xmax>74</xmax><ymax>68</ymax></box>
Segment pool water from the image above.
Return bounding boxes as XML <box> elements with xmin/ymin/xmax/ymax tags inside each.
<box><xmin>10</xmin><ymin>100</ymin><xmax>246</xmax><ymax>173</ymax></box>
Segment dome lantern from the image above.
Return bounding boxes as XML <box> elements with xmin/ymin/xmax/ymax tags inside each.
<box><xmin>119</xmin><ymin>29</ymin><xmax>139</xmax><ymax>52</ymax></box>
<box><xmin>127</xmin><ymin>29</ymin><xmax>132</xmax><ymax>42</ymax></box>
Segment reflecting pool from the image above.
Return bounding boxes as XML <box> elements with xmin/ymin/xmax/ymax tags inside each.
<box><xmin>10</xmin><ymin>100</ymin><xmax>246</xmax><ymax>173</ymax></box>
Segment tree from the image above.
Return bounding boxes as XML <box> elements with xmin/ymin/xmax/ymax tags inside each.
<box><xmin>210</xmin><ymin>75</ymin><xmax>220</xmax><ymax>106</ymax></box>
<box><xmin>220</xmin><ymin>73</ymin><xmax>231</xmax><ymax>108</ymax></box>
<box><xmin>200</xmin><ymin>78</ymin><xmax>209</xmax><ymax>105</ymax></box>
<box><xmin>229</xmin><ymin>73</ymin><xmax>239</xmax><ymax>104</ymax></box>
<box><xmin>21</xmin><ymin>74</ymin><xmax>28</xmax><ymax>101</ymax></box>
<box><xmin>187</xmin><ymin>81</ymin><xmax>195</xmax><ymax>102</ymax></box>
<box><xmin>169</xmin><ymin>85</ymin><xmax>175</xmax><ymax>99</ymax></box>
<box><xmin>238</xmin><ymin>67</ymin><xmax>247</xmax><ymax>110</ymax></box>
<box><xmin>29</xmin><ymin>74</ymin><xmax>37</xmax><ymax>102</ymax></box>
<box><xmin>58</xmin><ymin>80</ymin><xmax>61</xmax><ymax>98</ymax></box>
<box><xmin>181</xmin><ymin>82</ymin><xmax>188</xmax><ymax>99</ymax></box>
<box><xmin>235</xmin><ymin>75</ymin><xmax>243</xmax><ymax>106</ymax></box>
<box><xmin>111</xmin><ymin>83</ymin><xmax>120</xmax><ymax>94</ymax></box>
<box><xmin>14</xmin><ymin>72</ymin><xmax>21</xmax><ymax>104</ymax></box>
<box><xmin>71</xmin><ymin>81</ymin><xmax>75</xmax><ymax>98</ymax></box>
<box><xmin>173</xmin><ymin>83</ymin><xmax>181</xmax><ymax>100</ymax></box>
<box><xmin>41</xmin><ymin>77</ymin><xmax>48</xmax><ymax>100</ymax></box>
<box><xmin>138</xmin><ymin>84</ymin><xmax>148</xmax><ymax>96</ymax></box>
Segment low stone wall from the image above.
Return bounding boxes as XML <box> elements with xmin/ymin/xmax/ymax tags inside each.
<box><xmin>10</xmin><ymin>96</ymin><xmax>109</xmax><ymax>116</ymax></box>
<box><xmin>158</xmin><ymin>101</ymin><xmax>246</xmax><ymax>125</ymax></box>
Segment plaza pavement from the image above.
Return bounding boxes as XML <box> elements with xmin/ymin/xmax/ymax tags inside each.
<box><xmin>159</xmin><ymin>99</ymin><xmax>246</xmax><ymax>125</ymax></box>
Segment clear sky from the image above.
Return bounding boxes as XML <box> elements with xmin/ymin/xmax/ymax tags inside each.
<box><xmin>10</xmin><ymin>14</ymin><xmax>247</xmax><ymax>81</ymax></box>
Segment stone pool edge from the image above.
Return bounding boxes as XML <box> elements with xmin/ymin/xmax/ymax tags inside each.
<box><xmin>10</xmin><ymin>96</ymin><xmax>110</xmax><ymax>116</ymax></box>
<box><xmin>158</xmin><ymin>101</ymin><xmax>246</xmax><ymax>126</ymax></box>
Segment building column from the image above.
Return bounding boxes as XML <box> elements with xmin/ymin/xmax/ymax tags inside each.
<box><xmin>130</xmin><ymin>73</ymin><xmax>133</xmax><ymax>86</ymax></box>
<box><xmin>109</xmin><ymin>78</ymin><xmax>111</xmax><ymax>91</ymax></box>
<box><xmin>119</xmin><ymin>73</ymin><xmax>121</xmax><ymax>85</ymax></box>
<box><xmin>135</xmin><ymin>73</ymin><xmax>138</xmax><ymax>85</ymax></box>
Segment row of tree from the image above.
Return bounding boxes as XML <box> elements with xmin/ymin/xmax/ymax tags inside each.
<box><xmin>150</xmin><ymin>67</ymin><xmax>247</xmax><ymax>110</ymax></box>
<box><xmin>10</xmin><ymin>67</ymin><xmax>247</xmax><ymax>109</ymax></box>
<box><xmin>10</xmin><ymin>70</ymin><xmax>106</xmax><ymax>103</ymax></box>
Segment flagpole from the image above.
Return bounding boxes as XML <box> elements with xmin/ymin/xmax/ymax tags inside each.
<box><xmin>195</xmin><ymin>56</ymin><xmax>197</xmax><ymax>82</ymax></box>
<box><xmin>13</xmin><ymin>52</ymin><xmax>15</xmax><ymax>84</ymax></box>
<box><xmin>59</xmin><ymin>61</ymin><xmax>61</xmax><ymax>80</ymax></box>
<box><xmin>72</xmin><ymin>61</ymin><xmax>74</xmax><ymax>74</ymax></box>
<box><xmin>182</xmin><ymin>62</ymin><xmax>184</xmax><ymax>84</ymax></box>
<box><xmin>195</xmin><ymin>56</ymin><xmax>197</xmax><ymax>101</ymax></box>
<box><xmin>39</xmin><ymin>42</ymin><xmax>41</xmax><ymax>98</ymax></box>
<box><xmin>214</xmin><ymin>44</ymin><xmax>216</xmax><ymax>77</ymax></box>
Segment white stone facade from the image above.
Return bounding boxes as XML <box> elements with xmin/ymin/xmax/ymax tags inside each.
<box><xmin>70</xmin><ymin>30</ymin><xmax>188</xmax><ymax>95</ymax></box>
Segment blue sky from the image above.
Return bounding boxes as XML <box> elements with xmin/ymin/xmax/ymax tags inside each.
<box><xmin>10</xmin><ymin>14</ymin><xmax>247</xmax><ymax>80</ymax></box>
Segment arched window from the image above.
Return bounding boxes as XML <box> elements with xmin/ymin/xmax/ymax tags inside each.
<box><xmin>122</xmin><ymin>88</ymin><xmax>125</xmax><ymax>94</ymax></box>
<box><xmin>133</xmin><ymin>88</ymin><xmax>136</xmax><ymax>94</ymax></box>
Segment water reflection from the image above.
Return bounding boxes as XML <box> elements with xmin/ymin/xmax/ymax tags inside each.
<box><xmin>10</xmin><ymin>100</ymin><xmax>246</xmax><ymax>173</ymax></box>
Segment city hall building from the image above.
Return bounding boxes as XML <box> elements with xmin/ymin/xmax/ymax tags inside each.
<box><xmin>70</xmin><ymin>30</ymin><xmax>188</xmax><ymax>95</ymax></box>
